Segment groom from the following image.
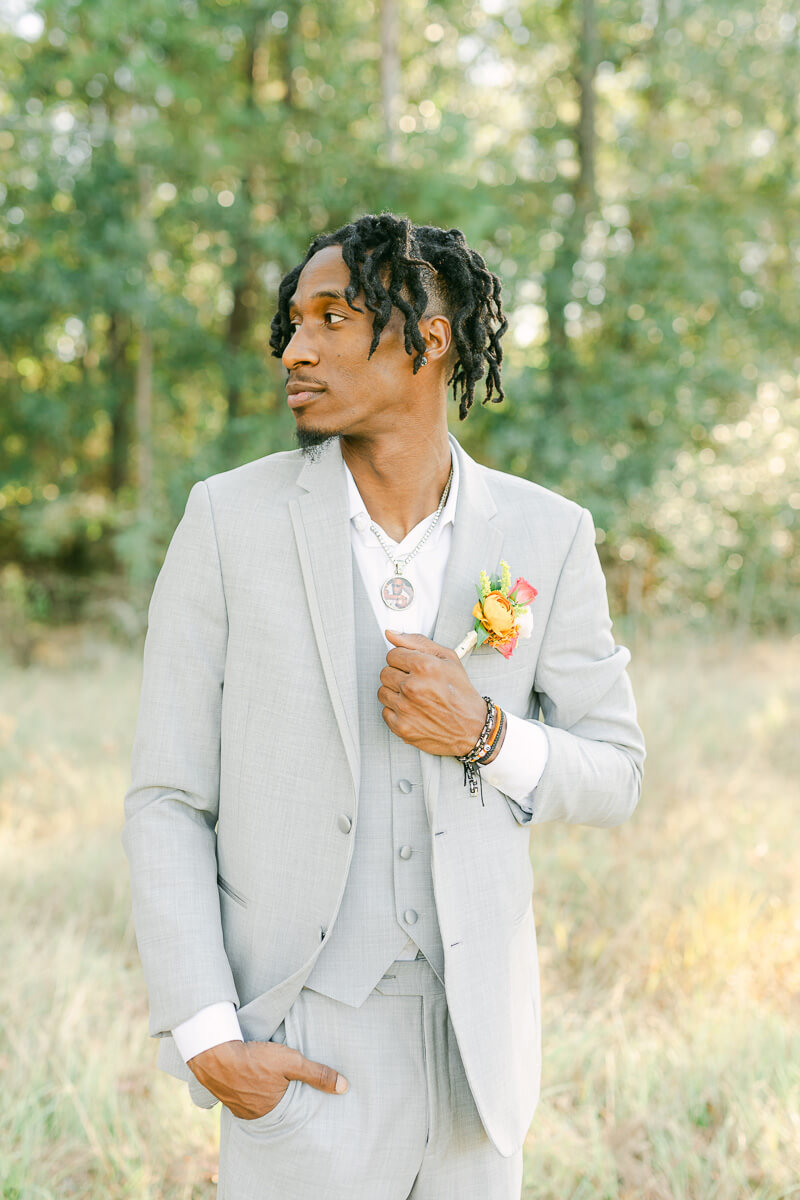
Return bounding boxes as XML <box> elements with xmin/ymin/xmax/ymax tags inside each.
<box><xmin>122</xmin><ymin>213</ymin><xmax>645</xmax><ymax>1199</ymax></box>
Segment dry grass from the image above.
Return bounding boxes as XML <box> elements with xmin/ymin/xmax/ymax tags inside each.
<box><xmin>522</xmin><ymin>626</ymin><xmax>800</xmax><ymax>1199</ymax></box>
<box><xmin>0</xmin><ymin>624</ymin><xmax>797</xmax><ymax>1199</ymax></box>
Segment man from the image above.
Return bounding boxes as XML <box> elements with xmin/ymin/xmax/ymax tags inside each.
<box><xmin>122</xmin><ymin>212</ymin><xmax>645</xmax><ymax>1199</ymax></box>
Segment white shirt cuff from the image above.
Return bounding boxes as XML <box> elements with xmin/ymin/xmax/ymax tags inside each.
<box><xmin>478</xmin><ymin>710</ymin><xmax>549</xmax><ymax>808</ymax></box>
<box><xmin>171</xmin><ymin>1001</ymin><xmax>243</xmax><ymax>1063</ymax></box>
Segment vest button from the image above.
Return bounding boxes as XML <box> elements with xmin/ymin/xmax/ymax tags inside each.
<box><xmin>398</xmin><ymin>845</ymin><xmax>412</xmax><ymax>860</ymax></box>
<box><xmin>404</xmin><ymin>908</ymin><xmax>418</xmax><ymax>925</ymax></box>
<box><xmin>337</xmin><ymin>813</ymin><xmax>352</xmax><ymax>834</ymax></box>
<box><xmin>398</xmin><ymin>779</ymin><xmax>413</xmax><ymax>793</ymax></box>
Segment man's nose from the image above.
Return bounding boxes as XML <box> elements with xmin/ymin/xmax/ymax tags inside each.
<box><xmin>282</xmin><ymin>324</ymin><xmax>319</xmax><ymax>371</ymax></box>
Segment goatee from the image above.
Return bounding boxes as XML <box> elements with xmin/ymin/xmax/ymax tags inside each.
<box><xmin>294</xmin><ymin>426</ymin><xmax>339</xmax><ymax>462</ymax></box>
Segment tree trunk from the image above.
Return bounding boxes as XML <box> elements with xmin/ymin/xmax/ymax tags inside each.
<box><xmin>108</xmin><ymin>310</ymin><xmax>131</xmax><ymax>494</ymax></box>
<box><xmin>224</xmin><ymin>16</ymin><xmax>263</xmax><ymax>423</ymax></box>
<box><xmin>380</xmin><ymin>0</ymin><xmax>400</xmax><ymax>164</ymax></box>
<box><xmin>575</xmin><ymin>0</ymin><xmax>596</xmax><ymax>209</ymax></box>
<box><xmin>135</xmin><ymin>164</ymin><xmax>154</xmax><ymax>517</ymax></box>
<box><xmin>134</xmin><ymin>329</ymin><xmax>153</xmax><ymax>503</ymax></box>
<box><xmin>543</xmin><ymin>0</ymin><xmax>597</xmax><ymax>417</ymax></box>
<box><xmin>643</xmin><ymin>0</ymin><xmax>667</xmax><ymax>122</ymax></box>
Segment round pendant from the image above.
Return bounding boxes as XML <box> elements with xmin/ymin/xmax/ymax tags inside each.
<box><xmin>381</xmin><ymin>574</ymin><xmax>415</xmax><ymax>610</ymax></box>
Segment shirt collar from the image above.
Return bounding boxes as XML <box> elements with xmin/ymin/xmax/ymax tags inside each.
<box><xmin>343</xmin><ymin>431</ymin><xmax>459</xmax><ymax>545</ymax></box>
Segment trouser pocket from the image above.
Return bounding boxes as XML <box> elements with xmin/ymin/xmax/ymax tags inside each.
<box><xmin>232</xmin><ymin>1013</ymin><xmax>300</xmax><ymax>1134</ymax></box>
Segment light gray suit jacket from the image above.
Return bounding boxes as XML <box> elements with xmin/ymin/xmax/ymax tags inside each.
<box><xmin>121</xmin><ymin>432</ymin><xmax>645</xmax><ymax>1157</ymax></box>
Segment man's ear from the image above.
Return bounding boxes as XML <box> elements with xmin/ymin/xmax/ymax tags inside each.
<box><xmin>419</xmin><ymin>313</ymin><xmax>453</xmax><ymax>366</ymax></box>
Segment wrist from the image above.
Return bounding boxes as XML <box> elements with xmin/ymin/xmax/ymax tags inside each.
<box><xmin>456</xmin><ymin>695</ymin><xmax>503</xmax><ymax>762</ymax></box>
<box><xmin>455</xmin><ymin>695</ymin><xmax>490</xmax><ymax>757</ymax></box>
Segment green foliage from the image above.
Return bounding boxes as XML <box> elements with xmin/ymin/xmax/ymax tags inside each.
<box><xmin>0</xmin><ymin>0</ymin><xmax>797</xmax><ymax>631</ymax></box>
<box><xmin>475</xmin><ymin>625</ymin><xmax>490</xmax><ymax>648</ymax></box>
<box><xmin>0</xmin><ymin>563</ymin><xmax>51</xmax><ymax>665</ymax></box>
<box><xmin>16</xmin><ymin>492</ymin><xmax>116</xmax><ymax>566</ymax></box>
<box><xmin>629</xmin><ymin>391</ymin><xmax>800</xmax><ymax>630</ymax></box>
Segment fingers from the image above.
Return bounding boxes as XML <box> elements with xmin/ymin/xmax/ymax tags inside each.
<box><xmin>385</xmin><ymin>630</ymin><xmax>453</xmax><ymax>659</ymax></box>
<box><xmin>379</xmin><ymin>664</ymin><xmax>409</xmax><ymax>692</ymax></box>
<box><xmin>378</xmin><ymin>684</ymin><xmax>408</xmax><ymax>711</ymax></box>
<box><xmin>385</xmin><ymin>645</ymin><xmax>421</xmax><ymax>671</ymax></box>
<box><xmin>386</xmin><ymin>646</ymin><xmax>444</xmax><ymax>675</ymax></box>
<box><xmin>221</xmin><ymin>1043</ymin><xmax>348</xmax><ymax>1118</ymax></box>
<box><xmin>287</xmin><ymin>1050</ymin><xmax>348</xmax><ymax>1094</ymax></box>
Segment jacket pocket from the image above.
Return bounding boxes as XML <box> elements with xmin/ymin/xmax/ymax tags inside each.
<box><xmin>217</xmin><ymin>873</ymin><xmax>249</xmax><ymax>908</ymax></box>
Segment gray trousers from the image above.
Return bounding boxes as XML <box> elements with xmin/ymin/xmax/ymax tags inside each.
<box><xmin>217</xmin><ymin>954</ymin><xmax>524</xmax><ymax>1199</ymax></box>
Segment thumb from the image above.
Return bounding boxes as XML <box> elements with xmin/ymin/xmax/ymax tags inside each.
<box><xmin>385</xmin><ymin>629</ymin><xmax>448</xmax><ymax>657</ymax></box>
<box><xmin>288</xmin><ymin>1051</ymin><xmax>349</xmax><ymax>1095</ymax></box>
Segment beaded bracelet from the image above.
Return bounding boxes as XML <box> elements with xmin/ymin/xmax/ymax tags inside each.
<box><xmin>455</xmin><ymin>696</ymin><xmax>505</xmax><ymax>805</ymax></box>
<box><xmin>457</xmin><ymin>695</ymin><xmax>497</xmax><ymax>763</ymax></box>
<box><xmin>479</xmin><ymin>704</ymin><xmax>505</xmax><ymax>762</ymax></box>
<box><xmin>483</xmin><ymin>704</ymin><xmax>506</xmax><ymax>759</ymax></box>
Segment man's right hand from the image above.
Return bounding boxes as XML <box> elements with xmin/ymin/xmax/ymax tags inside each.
<box><xmin>187</xmin><ymin>1039</ymin><xmax>349</xmax><ymax>1119</ymax></box>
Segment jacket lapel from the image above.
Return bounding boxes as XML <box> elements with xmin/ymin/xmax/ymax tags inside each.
<box><xmin>289</xmin><ymin>439</ymin><xmax>360</xmax><ymax>800</ymax></box>
<box><xmin>289</xmin><ymin>433</ymin><xmax>505</xmax><ymax>826</ymax></box>
<box><xmin>420</xmin><ymin>434</ymin><xmax>504</xmax><ymax>823</ymax></box>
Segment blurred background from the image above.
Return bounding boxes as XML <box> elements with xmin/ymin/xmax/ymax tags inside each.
<box><xmin>0</xmin><ymin>1</ymin><xmax>798</xmax><ymax>1197</ymax></box>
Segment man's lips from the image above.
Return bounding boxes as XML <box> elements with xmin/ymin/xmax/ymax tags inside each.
<box><xmin>286</xmin><ymin>385</ymin><xmax>325</xmax><ymax>408</ymax></box>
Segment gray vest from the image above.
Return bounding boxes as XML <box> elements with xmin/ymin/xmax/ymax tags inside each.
<box><xmin>303</xmin><ymin>552</ymin><xmax>445</xmax><ymax>1007</ymax></box>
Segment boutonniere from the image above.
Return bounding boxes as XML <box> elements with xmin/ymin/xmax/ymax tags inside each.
<box><xmin>454</xmin><ymin>560</ymin><xmax>537</xmax><ymax>661</ymax></box>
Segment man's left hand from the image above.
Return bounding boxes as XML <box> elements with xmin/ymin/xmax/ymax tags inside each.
<box><xmin>378</xmin><ymin>630</ymin><xmax>488</xmax><ymax>757</ymax></box>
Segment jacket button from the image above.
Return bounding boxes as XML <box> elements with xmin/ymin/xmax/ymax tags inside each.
<box><xmin>398</xmin><ymin>779</ymin><xmax>413</xmax><ymax>793</ymax></box>
<box><xmin>399</xmin><ymin>845</ymin><xmax>412</xmax><ymax>860</ymax></box>
<box><xmin>337</xmin><ymin>814</ymin><xmax>352</xmax><ymax>834</ymax></box>
<box><xmin>404</xmin><ymin>908</ymin><xmax>418</xmax><ymax>925</ymax></box>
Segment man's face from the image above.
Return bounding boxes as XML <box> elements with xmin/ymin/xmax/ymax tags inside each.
<box><xmin>282</xmin><ymin>244</ymin><xmax>426</xmax><ymax>455</ymax></box>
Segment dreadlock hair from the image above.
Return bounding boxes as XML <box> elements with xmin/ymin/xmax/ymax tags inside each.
<box><xmin>269</xmin><ymin>212</ymin><xmax>508</xmax><ymax>420</ymax></box>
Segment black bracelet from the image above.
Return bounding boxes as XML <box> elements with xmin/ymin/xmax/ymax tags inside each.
<box><xmin>475</xmin><ymin>704</ymin><xmax>505</xmax><ymax>766</ymax></box>
<box><xmin>455</xmin><ymin>696</ymin><xmax>497</xmax><ymax>766</ymax></box>
<box><xmin>455</xmin><ymin>696</ymin><xmax>503</xmax><ymax>806</ymax></box>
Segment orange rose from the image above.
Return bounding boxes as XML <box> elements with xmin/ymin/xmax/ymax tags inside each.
<box><xmin>477</xmin><ymin>590</ymin><xmax>515</xmax><ymax>636</ymax></box>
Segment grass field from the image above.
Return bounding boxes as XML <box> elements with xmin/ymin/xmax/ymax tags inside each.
<box><xmin>0</xmin><ymin>625</ymin><xmax>798</xmax><ymax>1199</ymax></box>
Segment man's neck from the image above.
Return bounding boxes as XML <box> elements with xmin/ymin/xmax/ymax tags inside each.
<box><xmin>340</xmin><ymin>431</ymin><xmax>453</xmax><ymax>545</ymax></box>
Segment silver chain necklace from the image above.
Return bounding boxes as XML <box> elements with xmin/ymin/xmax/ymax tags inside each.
<box><xmin>370</xmin><ymin>461</ymin><xmax>454</xmax><ymax>610</ymax></box>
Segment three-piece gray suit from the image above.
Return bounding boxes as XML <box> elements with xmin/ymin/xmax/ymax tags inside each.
<box><xmin>122</xmin><ymin>432</ymin><xmax>645</xmax><ymax>1197</ymax></box>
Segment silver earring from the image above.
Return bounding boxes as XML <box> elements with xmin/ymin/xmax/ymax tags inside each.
<box><xmin>419</xmin><ymin>355</ymin><xmax>428</xmax><ymax>366</ymax></box>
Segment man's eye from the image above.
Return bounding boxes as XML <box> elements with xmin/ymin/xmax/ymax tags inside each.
<box><xmin>288</xmin><ymin>312</ymin><xmax>344</xmax><ymax>330</ymax></box>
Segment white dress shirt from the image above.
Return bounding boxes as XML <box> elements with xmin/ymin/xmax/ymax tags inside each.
<box><xmin>171</xmin><ymin>433</ymin><xmax>549</xmax><ymax>1062</ymax></box>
